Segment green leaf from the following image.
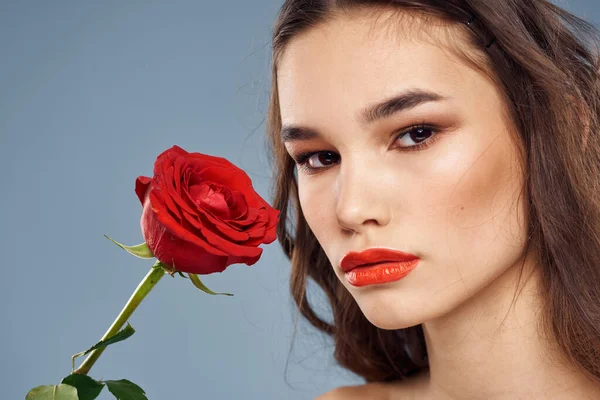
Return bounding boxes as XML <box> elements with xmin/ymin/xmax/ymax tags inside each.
<box><xmin>82</xmin><ymin>323</ymin><xmax>135</xmax><ymax>355</ymax></box>
<box><xmin>26</xmin><ymin>384</ymin><xmax>78</xmax><ymax>400</ymax></box>
<box><xmin>104</xmin><ymin>235</ymin><xmax>154</xmax><ymax>259</ymax></box>
<box><xmin>105</xmin><ymin>379</ymin><xmax>147</xmax><ymax>400</ymax></box>
<box><xmin>188</xmin><ymin>273</ymin><xmax>233</xmax><ymax>296</ymax></box>
<box><xmin>61</xmin><ymin>374</ymin><xmax>104</xmax><ymax>400</ymax></box>
<box><xmin>72</xmin><ymin>323</ymin><xmax>136</xmax><ymax>370</ymax></box>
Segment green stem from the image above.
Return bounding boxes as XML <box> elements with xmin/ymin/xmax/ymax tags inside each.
<box><xmin>73</xmin><ymin>265</ymin><xmax>165</xmax><ymax>375</ymax></box>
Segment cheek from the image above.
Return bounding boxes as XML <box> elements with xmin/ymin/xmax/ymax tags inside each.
<box><xmin>424</xmin><ymin>129</ymin><xmax>528</xmax><ymax>292</ymax></box>
<box><xmin>298</xmin><ymin>175</ymin><xmax>336</xmax><ymax>244</ymax></box>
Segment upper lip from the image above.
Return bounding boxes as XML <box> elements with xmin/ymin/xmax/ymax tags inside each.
<box><xmin>339</xmin><ymin>247</ymin><xmax>419</xmax><ymax>272</ymax></box>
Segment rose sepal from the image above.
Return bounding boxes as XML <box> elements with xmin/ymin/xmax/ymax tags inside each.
<box><xmin>104</xmin><ymin>235</ymin><xmax>154</xmax><ymax>259</ymax></box>
<box><xmin>188</xmin><ymin>273</ymin><xmax>233</xmax><ymax>296</ymax></box>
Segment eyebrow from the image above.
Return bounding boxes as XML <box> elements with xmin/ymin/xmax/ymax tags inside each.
<box><xmin>280</xmin><ymin>89</ymin><xmax>448</xmax><ymax>142</ymax></box>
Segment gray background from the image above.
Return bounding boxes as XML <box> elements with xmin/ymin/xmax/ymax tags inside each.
<box><xmin>0</xmin><ymin>1</ymin><xmax>597</xmax><ymax>399</ymax></box>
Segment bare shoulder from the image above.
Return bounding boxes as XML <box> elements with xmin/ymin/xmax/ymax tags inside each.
<box><xmin>314</xmin><ymin>382</ymin><xmax>392</xmax><ymax>400</ymax></box>
<box><xmin>315</xmin><ymin>373</ymin><xmax>428</xmax><ymax>400</ymax></box>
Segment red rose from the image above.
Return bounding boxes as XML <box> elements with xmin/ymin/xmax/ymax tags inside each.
<box><xmin>135</xmin><ymin>145</ymin><xmax>279</xmax><ymax>275</ymax></box>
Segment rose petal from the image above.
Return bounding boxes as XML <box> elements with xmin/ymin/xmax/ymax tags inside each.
<box><xmin>197</xmin><ymin>205</ymin><xmax>250</xmax><ymax>239</ymax></box>
<box><xmin>186</xmin><ymin>206</ymin><xmax>254</xmax><ymax>250</ymax></box>
<box><xmin>174</xmin><ymin>156</ymin><xmax>184</xmax><ymax>198</ymax></box>
<box><xmin>135</xmin><ymin>176</ymin><xmax>152</xmax><ymax>205</ymax></box>
<box><xmin>263</xmin><ymin>208</ymin><xmax>280</xmax><ymax>243</ymax></box>
<box><xmin>173</xmin><ymin>168</ymin><xmax>203</xmax><ymax>213</ymax></box>
<box><xmin>229</xmin><ymin>207</ymin><xmax>259</xmax><ymax>227</ymax></box>
<box><xmin>173</xmin><ymin>249</ymin><xmax>262</xmax><ymax>275</ymax></box>
<box><xmin>182</xmin><ymin>183</ymin><xmax>240</xmax><ymax>223</ymax></box>
<box><xmin>224</xmin><ymin>190</ymin><xmax>248</xmax><ymax>220</ymax></box>
<box><xmin>179</xmin><ymin>209</ymin><xmax>203</xmax><ymax>234</ymax></box>
<box><xmin>172</xmin><ymin>158</ymin><xmax>204</xmax><ymax>214</ymax></box>
<box><xmin>182</xmin><ymin>208</ymin><xmax>250</xmax><ymax>243</ymax></box>
<box><xmin>164</xmin><ymin>170</ymin><xmax>199</xmax><ymax>218</ymax></box>
<box><xmin>155</xmin><ymin>164</ymin><xmax>183</xmax><ymax>221</ymax></box>
<box><xmin>182</xmin><ymin>208</ymin><xmax>263</xmax><ymax>258</ymax></box>
<box><xmin>153</xmin><ymin>146</ymin><xmax>188</xmax><ymax>178</ymax></box>
<box><xmin>188</xmin><ymin>183</ymin><xmax>231</xmax><ymax>219</ymax></box>
<box><xmin>243</xmin><ymin>207</ymin><xmax>279</xmax><ymax>245</ymax></box>
<box><xmin>184</xmin><ymin>182</ymin><xmax>230</xmax><ymax>220</ymax></box>
<box><xmin>153</xmin><ymin>189</ymin><xmax>181</xmax><ymax>224</ymax></box>
<box><xmin>186</xmin><ymin>152</ymin><xmax>236</xmax><ymax>169</ymax></box>
<box><xmin>149</xmin><ymin>190</ymin><xmax>228</xmax><ymax>257</ymax></box>
<box><xmin>227</xmin><ymin>251</ymin><xmax>262</xmax><ymax>267</ymax></box>
<box><xmin>143</xmin><ymin>206</ymin><xmax>230</xmax><ymax>274</ymax></box>
<box><xmin>244</xmin><ymin>212</ymin><xmax>268</xmax><ymax>239</ymax></box>
<box><xmin>196</xmin><ymin>166</ymin><xmax>271</xmax><ymax>213</ymax></box>
<box><xmin>193</xmin><ymin>165</ymin><xmax>253</xmax><ymax>194</ymax></box>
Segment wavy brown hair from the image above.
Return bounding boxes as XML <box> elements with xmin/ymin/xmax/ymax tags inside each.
<box><xmin>266</xmin><ymin>0</ymin><xmax>600</xmax><ymax>383</ymax></box>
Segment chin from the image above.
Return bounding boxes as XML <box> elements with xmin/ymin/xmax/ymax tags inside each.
<box><xmin>354</xmin><ymin>293</ymin><xmax>431</xmax><ymax>330</ymax></box>
<box><xmin>365</xmin><ymin>315</ymin><xmax>415</xmax><ymax>330</ymax></box>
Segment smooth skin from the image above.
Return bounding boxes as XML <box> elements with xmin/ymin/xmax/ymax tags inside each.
<box><xmin>277</xmin><ymin>8</ymin><xmax>600</xmax><ymax>400</ymax></box>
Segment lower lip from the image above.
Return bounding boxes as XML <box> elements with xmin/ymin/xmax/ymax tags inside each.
<box><xmin>345</xmin><ymin>260</ymin><xmax>419</xmax><ymax>287</ymax></box>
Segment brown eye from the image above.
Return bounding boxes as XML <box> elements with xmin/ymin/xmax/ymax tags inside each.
<box><xmin>395</xmin><ymin>125</ymin><xmax>438</xmax><ymax>149</ymax></box>
<box><xmin>293</xmin><ymin>150</ymin><xmax>341</xmax><ymax>174</ymax></box>
<box><xmin>306</xmin><ymin>151</ymin><xmax>339</xmax><ymax>169</ymax></box>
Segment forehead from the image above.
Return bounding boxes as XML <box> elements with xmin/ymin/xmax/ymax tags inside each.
<box><xmin>276</xmin><ymin>10</ymin><xmax>476</xmax><ymax>124</ymax></box>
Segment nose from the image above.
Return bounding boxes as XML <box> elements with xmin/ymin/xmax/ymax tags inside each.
<box><xmin>335</xmin><ymin>155</ymin><xmax>392</xmax><ymax>233</ymax></box>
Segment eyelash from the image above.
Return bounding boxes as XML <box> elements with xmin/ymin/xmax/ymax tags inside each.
<box><xmin>293</xmin><ymin>123</ymin><xmax>441</xmax><ymax>174</ymax></box>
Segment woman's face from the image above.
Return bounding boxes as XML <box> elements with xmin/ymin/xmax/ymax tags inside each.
<box><xmin>277</xmin><ymin>10</ymin><xmax>529</xmax><ymax>329</ymax></box>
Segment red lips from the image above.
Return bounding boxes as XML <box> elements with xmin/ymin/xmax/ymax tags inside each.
<box><xmin>340</xmin><ymin>247</ymin><xmax>419</xmax><ymax>272</ymax></box>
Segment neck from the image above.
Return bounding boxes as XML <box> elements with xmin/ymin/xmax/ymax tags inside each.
<box><xmin>418</xmin><ymin>250</ymin><xmax>600</xmax><ymax>399</ymax></box>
